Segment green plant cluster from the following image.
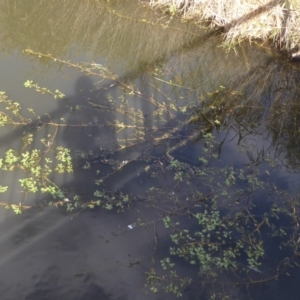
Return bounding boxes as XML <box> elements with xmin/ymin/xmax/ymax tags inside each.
<box><xmin>142</xmin><ymin>134</ymin><xmax>300</xmax><ymax>298</ymax></box>
<box><xmin>0</xmin><ymin>56</ymin><xmax>299</xmax><ymax>300</ymax></box>
<box><xmin>0</xmin><ymin>145</ymin><xmax>71</xmax><ymax>196</ymax></box>
<box><xmin>24</xmin><ymin>80</ymin><xmax>65</xmax><ymax>99</ymax></box>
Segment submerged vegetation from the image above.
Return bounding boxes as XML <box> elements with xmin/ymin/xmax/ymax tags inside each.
<box><xmin>1</xmin><ymin>0</ymin><xmax>300</xmax><ymax>299</ymax></box>
<box><xmin>1</xmin><ymin>47</ymin><xmax>300</xmax><ymax>299</ymax></box>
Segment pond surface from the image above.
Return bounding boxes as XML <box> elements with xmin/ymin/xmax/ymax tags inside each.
<box><xmin>1</xmin><ymin>1</ymin><xmax>300</xmax><ymax>299</ymax></box>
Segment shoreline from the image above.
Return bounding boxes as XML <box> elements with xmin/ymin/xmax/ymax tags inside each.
<box><xmin>148</xmin><ymin>0</ymin><xmax>300</xmax><ymax>60</ymax></box>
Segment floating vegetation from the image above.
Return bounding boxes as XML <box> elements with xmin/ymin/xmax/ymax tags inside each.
<box><xmin>140</xmin><ymin>134</ymin><xmax>300</xmax><ymax>298</ymax></box>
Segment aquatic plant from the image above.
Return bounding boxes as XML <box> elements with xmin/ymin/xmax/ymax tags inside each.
<box><xmin>0</xmin><ymin>51</ymin><xmax>300</xmax><ymax>300</ymax></box>
<box><xmin>141</xmin><ymin>132</ymin><xmax>300</xmax><ymax>298</ymax></box>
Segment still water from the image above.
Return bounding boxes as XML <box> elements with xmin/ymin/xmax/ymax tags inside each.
<box><xmin>1</xmin><ymin>1</ymin><xmax>300</xmax><ymax>299</ymax></box>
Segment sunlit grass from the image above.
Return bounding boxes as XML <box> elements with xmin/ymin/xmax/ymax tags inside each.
<box><xmin>149</xmin><ymin>0</ymin><xmax>300</xmax><ymax>52</ymax></box>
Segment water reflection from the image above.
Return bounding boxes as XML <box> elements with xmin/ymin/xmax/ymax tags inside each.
<box><xmin>0</xmin><ymin>74</ymin><xmax>176</xmax><ymax>300</ymax></box>
<box><xmin>59</xmin><ymin>76</ymin><xmax>117</xmax><ymax>197</ymax></box>
<box><xmin>0</xmin><ymin>0</ymin><xmax>205</xmax><ymax>73</ymax></box>
<box><xmin>1</xmin><ymin>0</ymin><xmax>300</xmax><ymax>299</ymax></box>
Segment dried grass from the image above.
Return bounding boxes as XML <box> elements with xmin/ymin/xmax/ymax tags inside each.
<box><xmin>149</xmin><ymin>0</ymin><xmax>300</xmax><ymax>50</ymax></box>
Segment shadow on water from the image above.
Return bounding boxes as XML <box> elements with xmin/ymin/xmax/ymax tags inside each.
<box><xmin>0</xmin><ymin>75</ymin><xmax>178</xmax><ymax>300</ymax></box>
<box><xmin>2</xmin><ymin>61</ymin><xmax>300</xmax><ymax>300</ymax></box>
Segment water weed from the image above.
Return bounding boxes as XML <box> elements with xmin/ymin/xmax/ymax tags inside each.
<box><xmin>0</xmin><ymin>52</ymin><xmax>300</xmax><ymax>299</ymax></box>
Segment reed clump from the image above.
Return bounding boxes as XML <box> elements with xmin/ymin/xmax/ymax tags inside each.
<box><xmin>149</xmin><ymin>0</ymin><xmax>300</xmax><ymax>53</ymax></box>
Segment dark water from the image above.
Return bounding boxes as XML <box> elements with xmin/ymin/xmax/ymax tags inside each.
<box><xmin>1</xmin><ymin>1</ymin><xmax>300</xmax><ymax>299</ymax></box>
